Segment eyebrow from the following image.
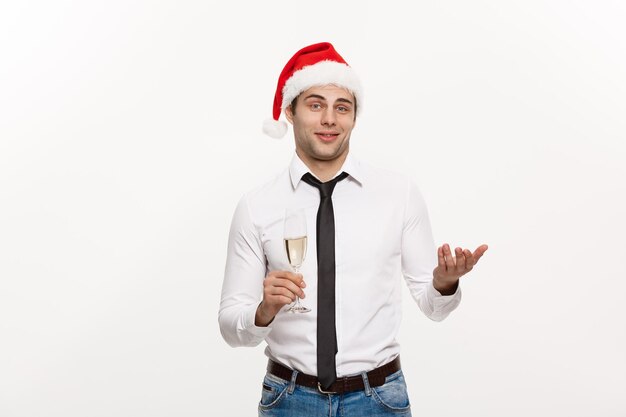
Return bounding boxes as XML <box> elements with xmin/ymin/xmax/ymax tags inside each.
<box><xmin>303</xmin><ymin>94</ymin><xmax>354</xmax><ymax>106</ymax></box>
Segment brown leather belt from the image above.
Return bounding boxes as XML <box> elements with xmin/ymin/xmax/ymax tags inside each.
<box><xmin>266</xmin><ymin>356</ymin><xmax>401</xmax><ymax>394</ymax></box>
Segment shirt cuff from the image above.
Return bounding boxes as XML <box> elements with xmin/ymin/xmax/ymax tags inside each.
<box><xmin>428</xmin><ymin>280</ymin><xmax>462</xmax><ymax>309</ymax></box>
<box><xmin>241</xmin><ymin>302</ymin><xmax>273</xmax><ymax>340</ymax></box>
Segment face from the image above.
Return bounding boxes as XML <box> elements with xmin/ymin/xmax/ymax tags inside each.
<box><xmin>285</xmin><ymin>85</ymin><xmax>356</xmax><ymax>166</ymax></box>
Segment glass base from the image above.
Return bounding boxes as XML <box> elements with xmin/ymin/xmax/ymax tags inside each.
<box><xmin>287</xmin><ymin>304</ymin><xmax>311</xmax><ymax>313</ymax></box>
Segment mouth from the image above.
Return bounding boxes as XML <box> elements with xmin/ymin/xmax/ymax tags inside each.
<box><xmin>315</xmin><ymin>132</ymin><xmax>340</xmax><ymax>142</ymax></box>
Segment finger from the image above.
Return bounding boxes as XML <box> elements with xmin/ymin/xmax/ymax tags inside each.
<box><xmin>463</xmin><ymin>249</ymin><xmax>475</xmax><ymax>269</ymax></box>
<box><xmin>270</xmin><ymin>270</ymin><xmax>306</xmax><ymax>287</ymax></box>
<box><xmin>437</xmin><ymin>246</ymin><xmax>445</xmax><ymax>269</ymax></box>
<box><xmin>472</xmin><ymin>244</ymin><xmax>489</xmax><ymax>263</ymax></box>
<box><xmin>269</xmin><ymin>286</ymin><xmax>298</xmax><ymax>302</ymax></box>
<box><xmin>271</xmin><ymin>278</ymin><xmax>306</xmax><ymax>298</ymax></box>
<box><xmin>443</xmin><ymin>244</ymin><xmax>455</xmax><ymax>270</ymax></box>
<box><xmin>264</xmin><ymin>291</ymin><xmax>294</xmax><ymax>310</ymax></box>
<box><xmin>282</xmin><ymin>270</ymin><xmax>307</xmax><ymax>287</ymax></box>
<box><xmin>454</xmin><ymin>247</ymin><xmax>465</xmax><ymax>273</ymax></box>
<box><xmin>274</xmin><ymin>295</ymin><xmax>294</xmax><ymax>306</ymax></box>
<box><xmin>273</xmin><ymin>278</ymin><xmax>304</xmax><ymax>298</ymax></box>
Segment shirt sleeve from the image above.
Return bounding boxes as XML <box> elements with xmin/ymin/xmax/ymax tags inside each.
<box><xmin>218</xmin><ymin>195</ymin><xmax>272</xmax><ymax>346</ymax></box>
<box><xmin>401</xmin><ymin>180</ymin><xmax>461</xmax><ymax>321</ymax></box>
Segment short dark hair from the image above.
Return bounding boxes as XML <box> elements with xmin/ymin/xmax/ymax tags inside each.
<box><xmin>290</xmin><ymin>93</ymin><xmax>357</xmax><ymax>120</ymax></box>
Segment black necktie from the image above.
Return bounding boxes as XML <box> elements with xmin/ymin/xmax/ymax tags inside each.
<box><xmin>301</xmin><ymin>171</ymin><xmax>349</xmax><ymax>390</ymax></box>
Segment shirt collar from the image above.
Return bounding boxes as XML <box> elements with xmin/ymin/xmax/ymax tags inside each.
<box><xmin>288</xmin><ymin>152</ymin><xmax>364</xmax><ymax>189</ymax></box>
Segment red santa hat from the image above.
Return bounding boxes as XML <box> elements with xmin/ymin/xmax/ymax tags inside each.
<box><xmin>263</xmin><ymin>42</ymin><xmax>362</xmax><ymax>139</ymax></box>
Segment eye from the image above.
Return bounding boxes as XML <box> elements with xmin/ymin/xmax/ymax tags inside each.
<box><xmin>310</xmin><ymin>103</ymin><xmax>322</xmax><ymax>110</ymax></box>
<box><xmin>337</xmin><ymin>106</ymin><xmax>350</xmax><ymax>113</ymax></box>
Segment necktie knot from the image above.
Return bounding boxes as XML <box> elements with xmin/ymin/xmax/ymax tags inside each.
<box><xmin>301</xmin><ymin>172</ymin><xmax>349</xmax><ymax>198</ymax></box>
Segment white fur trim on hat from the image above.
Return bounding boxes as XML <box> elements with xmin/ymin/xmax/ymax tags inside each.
<box><xmin>281</xmin><ymin>61</ymin><xmax>362</xmax><ymax>114</ymax></box>
<box><xmin>263</xmin><ymin>118</ymin><xmax>288</xmax><ymax>139</ymax></box>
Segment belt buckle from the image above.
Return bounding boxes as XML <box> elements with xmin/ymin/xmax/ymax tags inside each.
<box><xmin>317</xmin><ymin>382</ymin><xmax>337</xmax><ymax>395</ymax></box>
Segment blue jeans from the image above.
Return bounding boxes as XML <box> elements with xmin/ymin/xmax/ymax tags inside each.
<box><xmin>258</xmin><ymin>368</ymin><xmax>412</xmax><ymax>416</ymax></box>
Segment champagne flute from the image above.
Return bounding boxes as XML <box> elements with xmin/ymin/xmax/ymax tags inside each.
<box><xmin>284</xmin><ymin>208</ymin><xmax>310</xmax><ymax>313</ymax></box>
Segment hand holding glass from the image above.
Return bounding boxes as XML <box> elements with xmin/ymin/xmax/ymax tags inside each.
<box><xmin>284</xmin><ymin>209</ymin><xmax>310</xmax><ymax>313</ymax></box>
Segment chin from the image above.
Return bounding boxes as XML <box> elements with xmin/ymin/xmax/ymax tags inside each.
<box><xmin>317</xmin><ymin>150</ymin><xmax>347</xmax><ymax>162</ymax></box>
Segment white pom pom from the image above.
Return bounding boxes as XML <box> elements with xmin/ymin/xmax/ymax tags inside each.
<box><xmin>263</xmin><ymin>118</ymin><xmax>288</xmax><ymax>139</ymax></box>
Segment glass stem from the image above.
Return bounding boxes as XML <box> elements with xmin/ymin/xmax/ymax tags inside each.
<box><xmin>293</xmin><ymin>266</ymin><xmax>302</xmax><ymax>307</ymax></box>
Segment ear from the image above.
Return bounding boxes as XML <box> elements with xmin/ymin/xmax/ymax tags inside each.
<box><xmin>284</xmin><ymin>105</ymin><xmax>294</xmax><ymax>124</ymax></box>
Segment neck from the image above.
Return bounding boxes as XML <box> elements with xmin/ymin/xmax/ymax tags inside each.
<box><xmin>297</xmin><ymin>151</ymin><xmax>349</xmax><ymax>182</ymax></box>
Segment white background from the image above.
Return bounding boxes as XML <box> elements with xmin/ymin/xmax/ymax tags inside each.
<box><xmin>1</xmin><ymin>1</ymin><xmax>625</xmax><ymax>416</ymax></box>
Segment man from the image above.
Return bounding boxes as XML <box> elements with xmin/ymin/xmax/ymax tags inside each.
<box><xmin>219</xmin><ymin>42</ymin><xmax>488</xmax><ymax>416</ymax></box>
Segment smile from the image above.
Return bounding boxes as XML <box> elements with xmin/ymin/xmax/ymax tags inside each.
<box><xmin>315</xmin><ymin>132</ymin><xmax>339</xmax><ymax>142</ymax></box>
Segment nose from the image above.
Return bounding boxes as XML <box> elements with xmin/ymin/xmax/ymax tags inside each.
<box><xmin>321</xmin><ymin>107</ymin><xmax>336</xmax><ymax>126</ymax></box>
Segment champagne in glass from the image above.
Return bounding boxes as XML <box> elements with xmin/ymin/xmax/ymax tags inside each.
<box><xmin>285</xmin><ymin>236</ymin><xmax>307</xmax><ymax>270</ymax></box>
<box><xmin>284</xmin><ymin>209</ymin><xmax>310</xmax><ymax>313</ymax></box>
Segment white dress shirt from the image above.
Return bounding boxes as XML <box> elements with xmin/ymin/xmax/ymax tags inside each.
<box><xmin>219</xmin><ymin>153</ymin><xmax>461</xmax><ymax>377</ymax></box>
